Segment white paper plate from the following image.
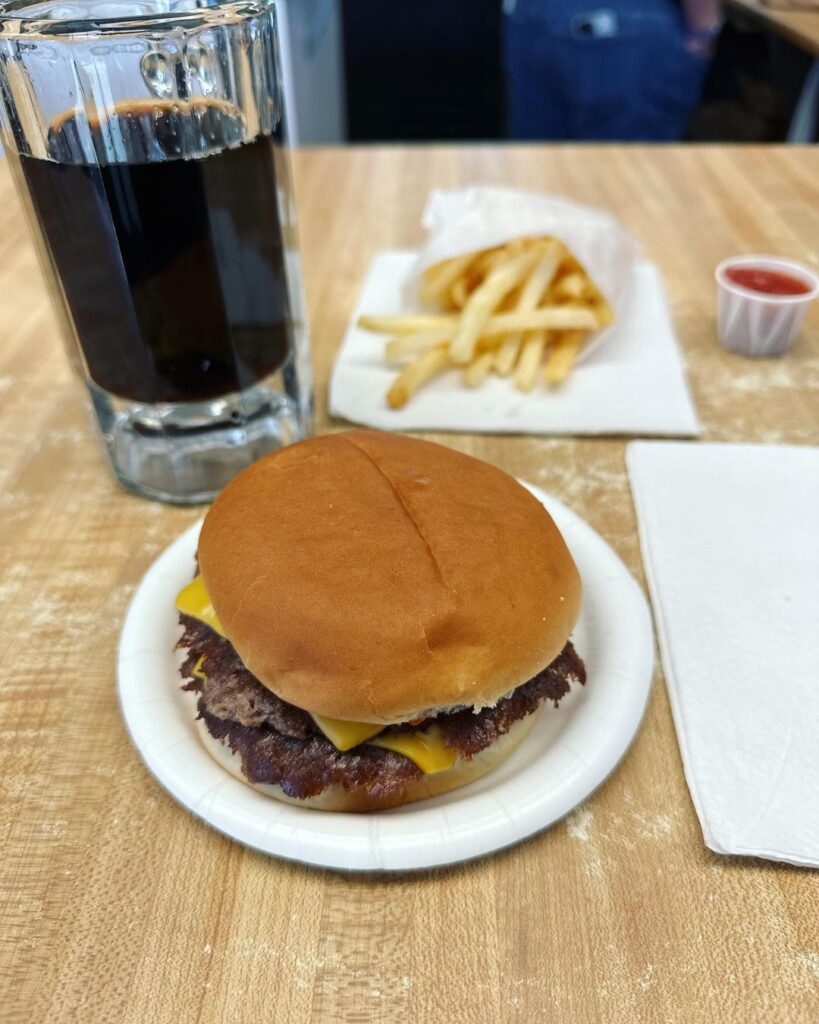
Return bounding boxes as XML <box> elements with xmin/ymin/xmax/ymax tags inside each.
<box><xmin>118</xmin><ymin>483</ymin><xmax>653</xmax><ymax>872</ymax></box>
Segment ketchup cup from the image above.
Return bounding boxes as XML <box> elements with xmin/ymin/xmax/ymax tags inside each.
<box><xmin>715</xmin><ymin>255</ymin><xmax>819</xmax><ymax>357</ymax></box>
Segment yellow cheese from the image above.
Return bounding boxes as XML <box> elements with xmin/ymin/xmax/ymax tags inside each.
<box><xmin>311</xmin><ymin>716</ymin><xmax>457</xmax><ymax>774</ymax></box>
<box><xmin>311</xmin><ymin>714</ymin><xmax>383</xmax><ymax>752</ymax></box>
<box><xmin>369</xmin><ymin>727</ymin><xmax>457</xmax><ymax>774</ymax></box>
<box><xmin>176</xmin><ymin>576</ymin><xmax>225</xmax><ymax>637</ymax></box>
<box><xmin>191</xmin><ymin>655</ymin><xmax>208</xmax><ymax>682</ymax></box>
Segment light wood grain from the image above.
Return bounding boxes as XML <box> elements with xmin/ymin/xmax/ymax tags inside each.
<box><xmin>726</xmin><ymin>0</ymin><xmax>819</xmax><ymax>54</ymax></box>
<box><xmin>1</xmin><ymin>145</ymin><xmax>818</xmax><ymax>1024</ymax></box>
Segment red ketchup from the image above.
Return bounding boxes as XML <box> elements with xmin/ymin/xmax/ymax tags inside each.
<box><xmin>725</xmin><ymin>266</ymin><xmax>810</xmax><ymax>296</ymax></box>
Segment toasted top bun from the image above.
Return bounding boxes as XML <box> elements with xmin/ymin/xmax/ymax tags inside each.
<box><xmin>198</xmin><ymin>430</ymin><xmax>581</xmax><ymax>724</ymax></box>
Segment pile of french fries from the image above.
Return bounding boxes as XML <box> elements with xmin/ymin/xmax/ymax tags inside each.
<box><xmin>357</xmin><ymin>237</ymin><xmax>613</xmax><ymax>409</ymax></box>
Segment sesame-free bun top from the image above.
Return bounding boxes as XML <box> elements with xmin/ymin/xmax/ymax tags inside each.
<box><xmin>198</xmin><ymin>431</ymin><xmax>581</xmax><ymax>724</ymax></box>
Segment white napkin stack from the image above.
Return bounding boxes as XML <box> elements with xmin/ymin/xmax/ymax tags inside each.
<box><xmin>628</xmin><ymin>441</ymin><xmax>819</xmax><ymax>867</ymax></box>
<box><xmin>329</xmin><ymin>252</ymin><xmax>700</xmax><ymax>437</ymax></box>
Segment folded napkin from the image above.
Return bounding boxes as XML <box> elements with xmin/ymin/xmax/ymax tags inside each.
<box><xmin>329</xmin><ymin>251</ymin><xmax>700</xmax><ymax>437</ymax></box>
<box><xmin>628</xmin><ymin>441</ymin><xmax>819</xmax><ymax>867</ymax></box>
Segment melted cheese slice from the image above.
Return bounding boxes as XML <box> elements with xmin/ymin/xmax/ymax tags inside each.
<box><xmin>369</xmin><ymin>727</ymin><xmax>457</xmax><ymax>774</ymax></box>
<box><xmin>177</xmin><ymin>577</ymin><xmax>454</xmax><ymax>774</ymax></box>
<box><xmin>310</xmin><ymin>715</ymin><xmax>383</xmax><ymax>751</ymax></box>
<box><xmin>176</xmin><ymin>576</ymin><xmax>225</xmax><ymax>637</ymax></box>
<box><xmin>311</xmin><ymin>716</ymin><xmax>457</xmax><ymax>773</ymax></box>
<box><xmin>191</xmin><ymin>655</ymin><xmax>208</xmax><ymax>682</ymax></box>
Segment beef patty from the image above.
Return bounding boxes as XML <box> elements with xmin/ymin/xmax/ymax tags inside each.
<box><xmin>178</xmin><ymin>614</ymin><xmax>586</xmax><ymax>800</ymax></box>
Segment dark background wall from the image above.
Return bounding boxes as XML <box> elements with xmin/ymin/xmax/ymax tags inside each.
<box><xmin>341</xmin><ymin>0</ymin><xmax>504</xmax><ymax>142</ymax></box>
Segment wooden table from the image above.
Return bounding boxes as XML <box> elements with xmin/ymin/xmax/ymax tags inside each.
<box><xmin>2</xmin><ymin>145</ymin><xmax>818</xmax><ymax>1024</ymax></box>
<box><xmin>726</xmin><ymin>0</ymin><xmax>819</xmax><ymax>55</ymax></box>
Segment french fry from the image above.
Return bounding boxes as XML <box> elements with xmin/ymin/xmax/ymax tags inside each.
<box><xmin>359</xmin><ymin>314</ymin><xmax>454</xmax><ymax>335</ymax></box>
<box><xmin>477</xmin><ymin>305</ymin><xmax>601</xmax><ymax>334</ymax></box>
<box><xmin>386</xmin><ymin>345</ymin><xmax>450</xmax><ymax>409</ymax></box>
<box><xmin>560</xmin><ymin>254</ymin><xmax>584</xmax><ymax>275</ymax></box>
<box><xmin>450</xmin><ymin>276</ymin><xmax>468</xmax><ymax>309</ymax></box>
<box><xmin>473</xmin><ymin>247</ymin><xmax>506</xmax><ymax>277</ymax></box>
<box><xmin>544</xmin><ymin>331</ymin><xmax>586</xmax><ymax>385</ymax></box>
<box><xmin>515</xmin><ymin>331</ymin><xmax>547</xmax><ymax>392</ymax></box>
<box><xmin>593</xmin><ymin>298</ymin><xmax>615</xmax><ymax>327</ymax></box>
<box><xmin>448</xmin><ymin>246</ymin><xmax>544</xmax><ymax>365</ymax></box>
<box><xmin>576</xmin><ymin>271</ymin><xmax>614</xmax><ymax>326</ymax></box>
<box><xmin>494</xmin><ymin>335</ymin><xmax>523</xmax><ymax>377</ymax></box>
<box><xmin>497</xmin><ymin>285</ymin><xmax>523</xmax><ymax>312</ymax></box>
<box><xmin>464</xmin><ymin>350</ymin><xmax>495</xmax><ymax>388</ymax></box>
<box><xmin>504</xmin><ymin>237</ymin><xmax>543</xmax><ymax>258</ymax></box>
<box><xmin>495</xmin><ymin>241</ymin><xmax>563</xmax><ymax>376</ymax></box>
<box><xmin>553</xmin><ymin>272</ymin><xmax>587</xmax><ymax>302</ymax></box>
<box><xmin>364</xmin><ymin>234</ymin><xmax>613</xmax><ymax>408</ymax></box>
<box><xmin>420</xmin><ymin>253</ymin><xmax>474</xmax><ymax>307</ymax></box>
<box><xmin>385</xmin><ymin>328</ymin><xmax>454</xmax><ymax>364</ymax></box>
<box><xmin>386</xmin><ymin>329</ymin><xmax>501</xmax><ymax>365</ymax></box>
<box><xmin>519</xmin><ymin>241</ymin><xmax>564</xmax><ymax>305</ymax></box>
<box><xmin>362</xmin><ymin>305</ymin><xmax>599</xmax><ymax>341</ymax></box>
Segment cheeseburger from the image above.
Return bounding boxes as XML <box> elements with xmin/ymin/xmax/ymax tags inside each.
<box><xmin>176</xmin><ymin>430</ymin><xmax>585</xmax><ymax>812</ymax></box>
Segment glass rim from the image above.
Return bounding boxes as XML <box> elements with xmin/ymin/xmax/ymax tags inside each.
<box><xmin>0</xmin><ymin>0</ymin><xmax>273</xmax><ymax>38</ymax></box>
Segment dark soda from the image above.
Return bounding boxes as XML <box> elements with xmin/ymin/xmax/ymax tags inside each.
<box><xmin>19</xmin><ymin>100</ymin><xmax>292</xmax><ymax>404</ymax></box>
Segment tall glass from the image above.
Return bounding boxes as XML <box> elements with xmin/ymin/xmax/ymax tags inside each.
<box><xmin>0</xmin><ymin>0</ymin><xmax>312</xmax><ymax>503</ymax></box>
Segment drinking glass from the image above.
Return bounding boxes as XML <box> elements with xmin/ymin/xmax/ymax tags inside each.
<box><xmin>0</xmin><ymin>0</ymin><xmax>313</xmax><ymax>503</ymax></box>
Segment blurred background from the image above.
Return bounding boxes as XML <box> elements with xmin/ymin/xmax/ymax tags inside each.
<box><xmin>279</xmin><ymin>0</ymin><xmax>818</xmax><ymax>145</ymax></box>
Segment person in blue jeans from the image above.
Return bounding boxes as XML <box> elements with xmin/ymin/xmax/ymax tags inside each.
<box><xmin>503</xmin><ymin>0</ymin><xmax>721</xmax><ymax>140</ymax></box>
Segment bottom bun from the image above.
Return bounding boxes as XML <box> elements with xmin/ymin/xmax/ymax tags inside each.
<box><xmin>195</xmin><ymin>709</ymin><xmax>542</xmax><ymax>813</ymax></box>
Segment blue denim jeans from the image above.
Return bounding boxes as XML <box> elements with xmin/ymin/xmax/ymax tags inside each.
<box><xmin>503</xmin><ymin>0</ymin><xmax>710</xmax><ymax>140</ymax></box>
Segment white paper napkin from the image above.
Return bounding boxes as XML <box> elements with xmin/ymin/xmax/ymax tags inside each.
<box><xmin>329</xmin><ymin>251</ymin><xmax>700</xmax><ymax>437</ymax></box>
<box><xmin>627</xmin><ymin>441</ymin><xmax>819</xmax><ymax>867</ymax></box>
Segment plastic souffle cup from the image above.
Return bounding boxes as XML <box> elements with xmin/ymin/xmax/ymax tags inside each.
<box><xmin>715</xmin><ymin>255</ymin><xmax>819</xmax><ymax>358</ymax></box>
